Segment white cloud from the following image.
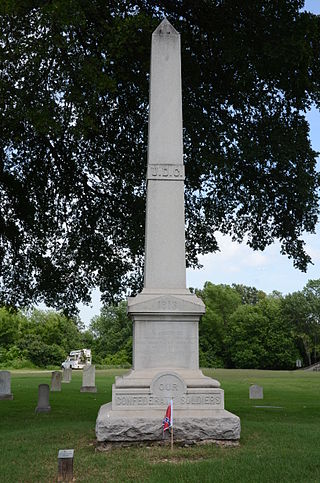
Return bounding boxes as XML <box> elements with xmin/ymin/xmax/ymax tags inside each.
<box><xmin>187</xmin><ymin>228</ymin><xmax>320</xmax><ymax>296</ymax></box>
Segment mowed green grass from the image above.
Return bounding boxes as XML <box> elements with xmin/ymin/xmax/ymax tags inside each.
<box><xmin>1</xmin><ymin>369</ymin><xmax>320</xmax><ymax>482</ymax></box>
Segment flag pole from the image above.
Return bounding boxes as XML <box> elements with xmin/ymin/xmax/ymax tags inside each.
<box><xmin>170</xmin><ymin>398</ymin><xmax>173</xmax><ymax>451</ymax></box>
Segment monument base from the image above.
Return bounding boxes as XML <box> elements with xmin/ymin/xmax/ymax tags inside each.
<box><xmin>95</xmin><ymin>368</ymin><xmax>240</xmax><ymax>442</ymax></box>
<box><xmin>95</xmin><ymin>291</ymin><xmax>240</xmax><ymax>443</ymax></box>
<box><xmin>0</xmin><ymin>394</ymin><xmax>13</xmax><ymax>400</ymax></box>
<box><xmin>80</xmin><ymin>386</ymin><xmax>97</xmax><ymax>393</ymax></box>
<box><xmin>96</xmin><ymin>403</ymin><xmax>240</xmax><ymax>442</ymax></box>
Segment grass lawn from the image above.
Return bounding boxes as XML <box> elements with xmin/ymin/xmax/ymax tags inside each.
<box><xmin>1</xmin><ymin>368</ymin><xmax>320</xmax><ymax>482</ymax></box>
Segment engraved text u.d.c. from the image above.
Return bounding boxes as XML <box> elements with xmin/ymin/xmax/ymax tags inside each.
<box><xmin>147</xmin><ymin>164</ymin><xmax>185</xmax><ymax>180</ymax></box>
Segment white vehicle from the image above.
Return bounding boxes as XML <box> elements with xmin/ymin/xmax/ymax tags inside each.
<box><xmin>61</xmin><ymin>349</ymin><xmax>92</xmax><ymax>369</ymax></box>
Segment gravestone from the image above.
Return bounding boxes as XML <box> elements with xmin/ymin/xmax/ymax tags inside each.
<box><xmin>0</xmin><ymin>370</ymin><xmax>13</xmax><ymax>400</ymax></box>
<box><xmin>62</xmin><ymin>368</ymin><xmax>72</xmax><ymax>383</ymax></box>
<box><xmin>95</xmin><ymin>19</ymin><xmax>240</xmax><ymax>443</ymax></box>
<box><xmin>249</xmin><ymin>385</ymin><xmax>263</xmax><ymax>399</ymax></box>
<box><xmin>51</xmin><ymin>371</ymin><xmax>62</xmax><ymax>392</ymax></box>
<box><xmin>80</xmin><ymin>365</ymin><xmax>97</xmax><ymax>393</ymax></box>
<box><xmin>58</xmin><ymin>449</ymin><xmax>74</xmax><ymax>482</ymax></box>
<box><xmin>35</xmin><ymin>384</ymin><xmax>51</xmax><ymax>413</ymax></box>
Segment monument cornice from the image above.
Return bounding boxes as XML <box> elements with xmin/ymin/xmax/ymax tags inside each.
<box><xmin>127</xmin><ymin>293</ymin><xmax>205</xmax><ymax>315</ymax></box>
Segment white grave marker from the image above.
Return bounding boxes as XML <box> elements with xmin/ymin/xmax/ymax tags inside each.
<box><xmin>249</xmin><ymin>385</ymin><xmax>264</xmax><ymax>399</ymax></box>
<box><xmin>51</xmin><ymin>371</ymin><xmax>62</xmax><ymax>392</ymax></box>
<box><xmin>35</xmin><ymin>384</ymin><xmax>51</xmax><ymax>413</ymax></box>
<box><xmin>80</xmin><ymin>365</ymin><xmax>97</xmax><ymax>393</ymax></box>
<box><xmin>0</xmin><ymin>370</ymin><xmax>13</xmax><ymax>400</ymax></box>
<box><xmin>62</xmin><ymin>368</ymin><xmax>72</xmax><ymax>383</ymax></box>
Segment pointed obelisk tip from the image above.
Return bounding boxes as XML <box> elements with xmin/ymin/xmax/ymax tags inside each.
<box><xmin>153</xmin><ymin>17</ymin><xmax>179</xmax><ymax>36</ymax></box>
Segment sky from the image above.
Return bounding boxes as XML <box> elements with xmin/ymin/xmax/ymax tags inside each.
<box><xmin>76</xmin><ymin>0</ymin><xmax>320</xmax><ymax>325</ymax></box>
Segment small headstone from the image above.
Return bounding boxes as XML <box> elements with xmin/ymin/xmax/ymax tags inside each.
<box><xmin>35</xmin><ymin>384</ymin><xmax>51</xmax><ymax>413</ymax></box>
<box><xmin>58</xmin><ymin>449</ymin><xmax>74</xmax><ymax>482</ymax></box>
<box><xmin>62</xmin><ymin>368</ymin><xmax>72</xmax><ymax>383</ymax></box>
<box><xmin>249</xmin><ymin>384</ymin><xmax>263</xmax><ymax>399</ymax></box>
<box><xmin>51</xmin><ymin>371</ymin><xmax>62</xmax><ymax>392</ymax></box>
<box><xmin>80</xmin><ymin>364</ymin><xmax>97</xmax><ymax>393</ymax></box>
<box><xmin>0</xmin><ymin>370</ymin><xmax>13</xmax><ymax>400</ymax></box>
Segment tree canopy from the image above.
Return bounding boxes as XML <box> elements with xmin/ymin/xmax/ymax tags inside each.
<box><xmin>1</xmin><ymin>1</ymin><xmax>320</xmax><ymax>313</ymax></box>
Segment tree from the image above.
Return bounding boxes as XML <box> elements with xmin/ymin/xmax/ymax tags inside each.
<box><xmin>25</xmin><ymin>309</ymin><xmax>83</xmax><ymax>350</ymax></box>
<box><xmin>303</xmin><ymin>279</ymin><xmax>320</xmax><ymax>321</ymax></box>
<box><xmin>197</xmin><ymin>282</ymin><xmax>241</xmax><ymax>367</ymax></box>
<box><xmin>0</xmin><ymin>307</ymin><xmax>20</xmax><ymax>346</ymax></box>
<box><xmin>0</xmin><ymin>306</ymin><xmax>86</xmax><ymax>367</ymax></box>
<box><xmin>282</xmin><ymin>279</ymin><xmax>320</xmax><ymax>365</ymax></box>
<box><xmin>225</xmin><ymin>296</ymin><xmax>298</xmax><ymax>369</ymax></box>
<box><xmin>232</xmin><ymin>284</ymin><xmax>266</xmax><ymax>305</ymax></box>
<box><xmin>89</xmin><ymin>301</ymin><xmax>132</xmax><ymax>364</ymax></box>
<box><xmin>1</xmin><ymin>1</ymin><xmax>319</xmax><ymax>312</ymax></box>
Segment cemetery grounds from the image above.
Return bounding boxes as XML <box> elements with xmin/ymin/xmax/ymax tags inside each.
<box><xmin>0</xmin><ymin>368</ymin><xmax>320</xmax><ymax>482</ymax></box>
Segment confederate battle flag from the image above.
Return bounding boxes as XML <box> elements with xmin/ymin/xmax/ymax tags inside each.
<box><xmin>162</xmin><ymin>399</ymin><xmax>173</xmax><ymax>432</ymax></box>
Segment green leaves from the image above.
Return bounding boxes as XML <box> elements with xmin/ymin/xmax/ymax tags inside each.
<box><xmin>226</xmin><ymin>297</ymin><xmax>298</xmax><ymax>369</ymax></box>
<box><xmin>198</xmin><ymin>282</ymin><xmax>302</xmax><ymax>369</ymax></box>
<box><xmin>0</xmin><ymin>1</ymin><xmax>319</xmax><ymax>310</ymax></box>
<box><xmin>0</xmin><ymin>306</ymin><xmax>85</xmax><ymax>366</ymax></box>
<box><xmin>282</xmin><ymin>279</ymin><xmax>320</xmax><ymax>365</ymax></box>
<box><xmin>89</xmin><ymin>301</ymin><xmax>132</xmax><ymax>364</ymax></box>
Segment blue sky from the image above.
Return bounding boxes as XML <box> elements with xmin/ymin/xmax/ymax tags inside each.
<box><xmin>78</xmin><ymin>1</ymin><xmax>320</xmax><ymax>325</ymax></box>
<box><xmin>304</xmin><ymin>0</ymin><xmax>320</xmax><ymax>15</ymax></box>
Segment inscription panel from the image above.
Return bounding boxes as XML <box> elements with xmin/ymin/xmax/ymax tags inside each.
<box><xmin>151</xmin><ymin>373</ymin><xmax>186</xmax><ymax>398</ymax></box>
<box><xmin>114</xmin><ymin>393</ymin><xmax>222</xmax><ymax>408</ymax></box>
<box><xmin>134</xmin><ymin>320</ymin><xmax>198</xmax><ymax>370</ymax></box>
<box><xmin>113</xmin><ymin>391</ymin><xmax>223</xmax><ymax>409</ymax></box>
<box><xmin>112</xmin><ymin>372</ymin><xmax>224</xmax><ymax>410</ymax></box>
<box><xmin>58</xmin><ymin>449</ymin><xmax>74</xmax><ymax>459</ymax></box>
<box><xmin>147</xmin><ymin>164</ymin><xmax>185</xmax><ymax>180</ymax></box>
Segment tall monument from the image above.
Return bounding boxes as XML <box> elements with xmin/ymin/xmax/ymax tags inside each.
<box><xmin>96</xmin><ymin>19</ymin><xmax>240</xmax><ymax>442</ymax></box>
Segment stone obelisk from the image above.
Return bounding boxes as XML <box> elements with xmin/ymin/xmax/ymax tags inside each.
<box><xmin>95</xmin><ymin>19</ymin><xmax>240</xmax><ymax>442</ymax></box>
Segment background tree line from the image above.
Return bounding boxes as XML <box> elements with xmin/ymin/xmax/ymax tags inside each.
<box><xmin>1</xmin><ymin>279</ymin><xmax>320</xmax><ymax>369</ymax></box>
<box><xmin>0</xmin><ymin>309</ymin><xmax>93</xmax><ymax>368</ymax></box>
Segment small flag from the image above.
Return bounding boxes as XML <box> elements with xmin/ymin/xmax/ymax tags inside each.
<box><xmin>162</xmin><ymin>399</ymin><xmax>173</xmax><ymax>432</ymax></box>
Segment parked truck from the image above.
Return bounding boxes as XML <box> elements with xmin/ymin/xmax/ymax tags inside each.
<box><xmin>61</xmin><ymin>349</ymin><xmax>92</xmax><ymax>369</ymax></box>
